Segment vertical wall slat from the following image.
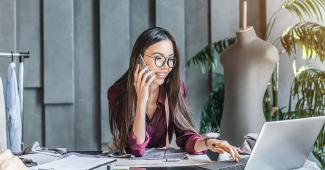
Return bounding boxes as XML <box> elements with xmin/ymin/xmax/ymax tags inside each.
<box><xmin>156</xmin><ymin>0</ymin><xmax>186</xmax><ymax>81</ymax></box>
<box><xmin>130</xmin><ymin>0</ymin><xmax>151</xmax><ymax>47</ymax></box>
<box><xmin>74</xmin><ymin>0</ymin><xmax>100</xmax><ymax>150</ymax></box>
<box><xmin>0</xmin><ymin>0</ymin><xmax>16</xmax><ymax>82</ymax></box>
<box><xmin>185</xmin><ymin>0</ymin><xmax>210</xmax><ymax>127</ymax></box>
<box><xmin>23</xmin><ymin>89</ymin><xmax>43</xmax><ymax>146</ymax></box>
<box><xmin>16</xmin><ymin>0</ymin><xmax>41</xmax><ymax>88</ymax></box>
<box><xmin>16</xmin><ymin>0</ymin><xmax>43</xmax><ymax>147</ymax></box>
<box><xmin>211</xmin><ymin>0</ymin><xmax>239</xmax><ymax>74</ymax></box>
<box><xmin>211</xmin><ymin>0</ymin><xmax>239</xmax><ymax>41</ymax></box>
<box><xmin>45</xmin><ymin>105</ymin><xmax>75</xmax><ymax>149</ymax></box>
<box><xmin>43</xmin><ymin>0</ymin><xmax>74</xmax><ymax>104</ymax></box>
<box><xmin>99</xmin><ymin>0</ymin><xmax>130</xmax><ymax>149</ymax></box>
<box><xmin>43</xmin><ymin>0</ymin><xmax>75</xmax><ymax>149</ymax></box>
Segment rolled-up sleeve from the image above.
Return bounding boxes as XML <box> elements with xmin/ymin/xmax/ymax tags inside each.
<box><xmin>175</xmin><ymin>128</ymin><xmax>206</xmax><ymax>154</ymax></box>
<box><xmin>127</xmin><ymin>128</ymin><xmax>150</xmax><ymax>157</ymax></box>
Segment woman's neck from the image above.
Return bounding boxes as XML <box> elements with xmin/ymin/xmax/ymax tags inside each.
<box><xmin>236</xmin><ymin>26</ymin><xmax>257</xmax><ymax>44</ymax></box>
<box><xmin>146</xmin><ymin>84</ymin><xmax>160</xmax><ymax>115</ymax></box>
<box><xmin>149</xmin><ymin>83</ymin><xmax>159</xmax><ymax>93</ymax></box>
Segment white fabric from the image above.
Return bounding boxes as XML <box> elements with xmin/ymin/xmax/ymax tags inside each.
<box><xmin>0</xmin><ymin>77</ymin><xmax>7</xmax><ymax>151</ymax></box>
<box><xmin>5</xmin><ymin>62</ymin><xmax>22</xmax><ymax>153</ymax></box>
<box><xmin>0</xmin><ymin>150</ymin><xmax>28</xmax><ymax>170</ymax></box>
<box><xmin>239</xmin><ymin>133</ymin><xmax>258</xmax><ymax>155</ymax></box>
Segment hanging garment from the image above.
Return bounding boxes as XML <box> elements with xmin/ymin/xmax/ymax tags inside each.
<box><xmin>0</xmin><ymin>77</ymin><xmax>7</xmax><ymax>151</ymax></box>
<box><xmin>5</xmin><ymin>62</ymin><xmax>22</xmax><ymax>153</ymax></box>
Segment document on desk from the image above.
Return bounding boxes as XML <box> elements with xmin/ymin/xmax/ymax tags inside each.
<box><xmin>116</xmin><ymin>154</ymin><xmax>213</xmax><ymax>168</ymax></box>
<box><xmin>29</xmin><ymin>155</ymin><xmax>116</xmax><ymax>170</ymax></box>
<box><xmin>132</xmin><ymin>148</ymin><xmax>189</xmax><ymax>160</ymax></box>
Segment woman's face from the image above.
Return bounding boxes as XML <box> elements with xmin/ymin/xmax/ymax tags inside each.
<box><xmin>143</xmin><ymin>39</ymin><xmax>175</xmax><ymax>86</ymax></box>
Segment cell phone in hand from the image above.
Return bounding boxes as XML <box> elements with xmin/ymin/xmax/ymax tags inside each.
<box><xmin>137</xmin><ymin>54</ymin><xmax>151</xmax><ymax>79</ymax></box>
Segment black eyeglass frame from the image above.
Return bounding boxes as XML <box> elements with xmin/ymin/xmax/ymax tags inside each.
<box><xmin>143</xmin><ymin>54</ymin><xmax>177</xmax><ymax>68</ymax></box>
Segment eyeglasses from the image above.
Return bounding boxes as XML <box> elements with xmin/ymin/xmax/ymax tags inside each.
<box><xmin>144</xmin><ymin>53</ymin><xmax>177</xmax><ymax>68</ymax></box>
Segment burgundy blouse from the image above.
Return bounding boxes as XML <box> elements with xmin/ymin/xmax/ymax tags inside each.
<box><xmin>107</xmin><ymin>80</ymin><xmax>205</xmax><ymax>157</ymax></box>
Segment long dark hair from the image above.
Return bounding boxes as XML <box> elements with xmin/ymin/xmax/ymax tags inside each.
<box><xmin>109</xmin><ymin>27</ymin><xmax>197</xmax><ymax>153</ymax></box>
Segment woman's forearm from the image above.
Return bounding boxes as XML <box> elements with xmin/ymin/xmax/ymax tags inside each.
<box><xmin>132</xmin><ymin>102</ymin><xmax>146</xmax><ymax>143</ymax></box>
<box><xmin>194</xmin><ymin>138</ymin><xmax>209</xmax><ymax>152</ymax></box>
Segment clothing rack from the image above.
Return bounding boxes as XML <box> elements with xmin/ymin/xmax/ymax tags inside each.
<box><xmin>0</xmin><ymin>51</ymin><xmax>30</xmax><ymax>118</ymax></box>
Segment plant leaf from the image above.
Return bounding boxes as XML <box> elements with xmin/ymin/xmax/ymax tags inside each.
<box><xmin>281</xmin><ymin>22</ymin><xmax>325</xmax><ymax>62</ymax></box>
<box><xmin>186</xmin><ymin>38</ymin><xmax>236</xmax><ymax>74</ymax></box>
<box><xmin>282</xmin><ymin>0</ymin><xmax>325</xmax><ymax>22</ymax></box>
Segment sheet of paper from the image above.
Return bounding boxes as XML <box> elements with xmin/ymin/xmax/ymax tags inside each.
<box><xmin>116</xmin><ymin>154</ymin><xmax>213</xmax><ymax>167</ymax></box>
<box><xmin>29</xmin><ymin>155</ymin><xmax>115</xmax><ymax>170</ymax></box>
<box><xmin>19</xmin><ymin>152</ymin><xmax>61</xmax><ymax>165</ymax></box>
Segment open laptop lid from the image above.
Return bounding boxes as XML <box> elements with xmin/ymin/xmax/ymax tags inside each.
<box><xmin>245</xmin><ymin>116</ymin><xmax>325</xmax><ymax>170</ymax></box>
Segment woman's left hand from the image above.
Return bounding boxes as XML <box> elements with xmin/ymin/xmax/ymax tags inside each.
<box><xmin>206</xmin><ymin>139</ymin><xmax>240</xmax><ymax>162</ymax></box>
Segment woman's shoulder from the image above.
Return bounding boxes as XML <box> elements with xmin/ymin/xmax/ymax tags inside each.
<box><xmin>108</xmin><ymin>82</ymin><xmax>125</xmax><ymax>97</ymax></box>
<box><xmin>107</xmin><ymin>74</ymin><xmax>128</xmax><ymax>101</ymax></box>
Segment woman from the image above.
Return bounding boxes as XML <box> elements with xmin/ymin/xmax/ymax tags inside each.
<box><xmin>108</xmin><ymin>27</ymin><xmax>240</xmax><ymax>161</ymax></box>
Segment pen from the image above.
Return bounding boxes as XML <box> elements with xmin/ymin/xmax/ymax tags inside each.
<box><xmin>165</xmin><ymin>158</ymin><xmax>181</xmax><ymax>162</ymax></box>
<box><xmin>88</xmin><ymin>159</ymin><xmax>117</xmax><ymax>170</ymax></box>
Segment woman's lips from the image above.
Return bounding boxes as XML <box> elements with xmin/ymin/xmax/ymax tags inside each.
<box><xmin>155</xmin><ymin>72</ymin><xmax>167</xmax><ymax>79</ymax></box>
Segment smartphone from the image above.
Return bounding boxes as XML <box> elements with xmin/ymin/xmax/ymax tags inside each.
<box><xmin>137</xmin><ymin>54</ymin><xmax>151</xmax><ymax>79</ymax></box>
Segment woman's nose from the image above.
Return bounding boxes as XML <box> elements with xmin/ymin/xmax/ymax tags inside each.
<box><xmin>160</xmin><ymin>61</ymin><xmax>169</xmax><ymax>70</ymax></box>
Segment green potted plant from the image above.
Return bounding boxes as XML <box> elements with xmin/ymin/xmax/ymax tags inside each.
<box><xmin>187</xmin><ymin>0</ymin><xmax>325</xmax><ymax>167</ymax></box>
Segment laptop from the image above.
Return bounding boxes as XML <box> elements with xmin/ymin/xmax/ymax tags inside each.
<box><xmin>200</xmin><ymin>116</ymin><xmax>325</xmax><ymax>170</ymax></box>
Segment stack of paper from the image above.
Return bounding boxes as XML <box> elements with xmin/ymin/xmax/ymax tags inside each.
<box><xmin>30</xmin><ymin>155</ymin><xmax>115</xmax><ymax>170</ymax></box>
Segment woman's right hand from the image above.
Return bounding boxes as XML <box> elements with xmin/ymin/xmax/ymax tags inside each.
<box><xmin>206</xmin><ymin>139</ymin><xmax>240</xmax><ymax>162</ymax></box>
<box><xmin>133</xmin><ymin>64</ymin><xmax>155</xmax><ymax>110</ymax></box>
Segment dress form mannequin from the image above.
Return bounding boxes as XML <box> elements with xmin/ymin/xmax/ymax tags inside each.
<box><xmin>219</xmin><ymin>5</ymin><xmax>279</xmax><ymax>146</ymax></box>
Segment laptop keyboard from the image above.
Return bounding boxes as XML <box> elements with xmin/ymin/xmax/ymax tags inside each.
<box><xmin>218</xmin><ymin>161</ymin><xmax>247</xmax><ymax>170</ymax></box>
